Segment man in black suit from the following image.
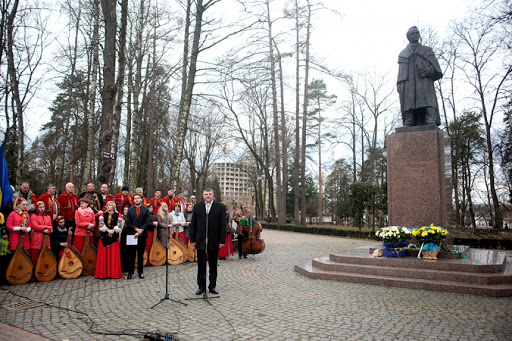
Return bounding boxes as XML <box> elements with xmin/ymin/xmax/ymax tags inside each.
<box><xmin>190</xmin><ymin>188</ymin><xmax>226</xmax><ymax>295</ymax></box>
<box><xmin>126</xmin><ymin>194</ymin><xmax>149</xmax><ymax>279</ymax></box>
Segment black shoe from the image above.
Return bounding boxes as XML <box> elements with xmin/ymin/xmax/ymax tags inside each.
<box><xmin>196</xmin><ymin>288</ymin><xmax>205</xmax><ymax>295</ymax></box>
<box><xmin>238</xmin><ymin>256</ymin><xmax>242</xmax><ymax>260</ymax></box>
<box><xmin>127</xmin><ymin>274</ymin><xmax>132</xmax><ymax>280</ymax></box>
<box><xmin>243</xmin><ymin>255</ymin><xmax>248</xmax><ymax>258</ymax></box>
<box><xmin>209</xmin><ymin>288</ymin><xmax>219</xmax><ymax>295</ymax></box>
<box><xmin>138</xmin><ymin>273</ymin><xmax>144</xmax><ymax>279</ymax></box>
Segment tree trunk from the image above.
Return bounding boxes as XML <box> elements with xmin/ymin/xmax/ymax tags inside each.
<box><xmin>84</xmin><ymin>0</ymin><xmax>100</xmax><ymax>185</ymax></box>
<box><xmin>293</xmin><ymin>0</ymin><xmax>300</xmax><ymax>224</ymax></box>
<box><xmin>300</xmin><ymin>0</ymin><xmax>311</xmax><ymax>225</ymax></box>
<box><xmin>111</xmin><ymin>0</ymin><xmax>128</xmax><ymax>186</ymax></box>
<box><xmin>6</xmin><ymin>0</ymin><xmax>23</xmax><ymax>184</ymax></box>
<box><xmin>97</xmin><ymin>0</ymin><xmax>117</xmax><ymax>185</ymax></box>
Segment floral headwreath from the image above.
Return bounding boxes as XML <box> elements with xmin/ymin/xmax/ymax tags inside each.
<box><xmin>16</xmin><ymin>197</ymin><xmax>26</xmax><ymax>205</ymax></box>
<box><xmin>55</xmin><ymin>215</ymin><xmax>65</xmax><ymax>222</ymax></box>
<box><xmin>36</xmin><ymin>201</ymin><xmax>45</xmax><ymax>207</ymax></box>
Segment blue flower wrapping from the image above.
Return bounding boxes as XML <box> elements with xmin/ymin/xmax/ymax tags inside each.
<box><xmin>383</xmin><ymin>241</ymin><xmax>408</xmax><ymax>257</ymax></box>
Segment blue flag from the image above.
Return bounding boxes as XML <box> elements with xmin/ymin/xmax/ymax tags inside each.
<box><xmin>0</xmin><ymin>141</ymin><xmax>13</xmax><ymax>208</ymax></box>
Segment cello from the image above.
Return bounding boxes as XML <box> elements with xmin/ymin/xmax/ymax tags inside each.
<box><xmin>241</xmin><ymin>197</ymin><xmax>265</xmax><ymax>255</ymax></box>
<box><xmin>34</xmin><ymin>232</ymin><xmax>57</xmax><ymax>282</ymax></box>
<box><xmin>6</xmin><ymin>231</ymin><xmax>34</xmax><ymax>285</ymax></box>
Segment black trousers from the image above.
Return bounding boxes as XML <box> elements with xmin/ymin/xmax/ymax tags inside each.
<box><xmin>126</xmin><ymin>235</ymin><xmax>146</xmax><ymax>275</ymax></box>
<box><xmin>197</xmin><ymin>249</ymin><xmax>219</xmax><ymax>290</ymax></box>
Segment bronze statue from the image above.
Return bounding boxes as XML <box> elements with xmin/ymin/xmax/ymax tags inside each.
<box><xmin>397</xmin><ymin>26</ymin><xmax>443</xmax><ymax>126</ymax></box>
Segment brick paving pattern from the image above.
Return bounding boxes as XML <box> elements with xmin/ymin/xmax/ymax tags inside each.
<box><xmin>1</xmin><ymin>230</ymin><xmax>512</xmax><ymax>340</ymax></box>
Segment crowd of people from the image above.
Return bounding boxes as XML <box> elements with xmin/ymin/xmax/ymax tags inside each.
<box><xmin>0</xmin><ymin>182</ymin><xmax>252</xmax><ymax>293</ymax></box>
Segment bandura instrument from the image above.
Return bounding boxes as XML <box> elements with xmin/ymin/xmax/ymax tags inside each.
<box><xmin>58</xmin><ymin>230</ymin><xmax>83</xmax><ymax>279</ymax></box>
<box><xmin>134</xmin><ymin>248</ymin><xmax>148</xmax><ymax>268</ymax></box>
<box><xmin>167</xmin><ymin>228</ymin><xmax>186</xmax><ymax>265</ymax></box>
<box><xmin>80</xmin><ymin>230</ymin><xmax>97</xmax><ymax>276</ymax></box>
<box><xmin>34</xmin><ymin>232</ymin><xmax>57</xmax><ymax>282</ymax></box>
<box><xmin>6</xmin><ymin>231</ymin><xmax>34</xmax><ymax>285</ymax></box>
<box><xmin>149</xmin><ymin>227</ymin><xmax>166</xmax><ymax>266</ymax></box>
<box><xmin>187</xmin><ymin>239</ymin><xmax>197</xmax><ymax>262</ymax></box>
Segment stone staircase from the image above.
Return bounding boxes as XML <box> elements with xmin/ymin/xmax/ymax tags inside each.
<box><xmin>294</xmin><ymin>245</ymin><xmax>512</xmax><ymax>297</ymax></box>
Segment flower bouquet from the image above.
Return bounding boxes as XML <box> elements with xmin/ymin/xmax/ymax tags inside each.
<box><xmin>375</xmin><ymin>226</ymin><xmax>412</xmax><ymax>257</ymax></box>
<box><xmin>411</xmin><ymin>224</ymin><xmax>449</xmax><ymax>260</ymax></box>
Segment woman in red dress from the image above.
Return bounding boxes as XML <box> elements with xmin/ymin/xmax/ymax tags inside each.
<box><xmin>30</xmin><ymin>201</ymin><xmax>53</xmax><ymax>264</ymax></box>
<box><xmin>73</xmin><ymin>198</ymin><xmax>95</xmax><ymax>253</ymax></box>
<box><xmin>145</xmin><ymin>204</ymin><xmax>158</xmax><ymax>265</ymax></box>
<box><xmin>6</xmin><ymin>198</ymin><xmax>31</xmax><ymax>254</ymax></box>
<box><xmin>218</xmin><ymin>202</ymin><xmax>233</xmax><ymax>259</ymax></box>
<box><xmin>95</xmin><ymin>201</ymin><xmax>122</xmax><ymax>279</ymax></box>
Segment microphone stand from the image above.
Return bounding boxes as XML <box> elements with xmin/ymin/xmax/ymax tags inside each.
<box><xmin>151</xmin><ymin>220</ymin><xmax>187</xmax><ymax>308</ymax></box>
<box><xmin>187</xmin><ymin>205</ymin><xmax>219</xmax><ymax>302</ymax></box>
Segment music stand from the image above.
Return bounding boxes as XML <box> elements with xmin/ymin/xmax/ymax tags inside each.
<box><xmin>186</xmin><ymin>208</ymin><xmax>219</xmax><ymax>302</ymax></box>
<box><xmin>151</xmin><ymin>223</ymin><xmax>187</xmax><ymax>308</ymax></box>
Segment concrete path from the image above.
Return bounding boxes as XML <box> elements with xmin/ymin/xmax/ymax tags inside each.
<box><xmin>1</xmin><ymin>230</ymin><xmax>511</xmax><ymax>340</ymax></box>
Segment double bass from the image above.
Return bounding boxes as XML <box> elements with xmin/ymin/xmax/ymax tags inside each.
<box><xmin>241</xmin><ymin>197</ymin><xmax>265</xmax><ymax>255</ymax></box>
<box><xmin>6</xmin><ymin>231</ymin><xmax>33</xmax><ymax>285</ymax></box>
<box><xmin>34</xmin><ymin>232</ymin><xmax>57</xmax><ymax>282</ymax></box>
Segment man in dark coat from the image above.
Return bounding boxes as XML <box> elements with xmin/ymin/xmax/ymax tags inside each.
<box><xmin>397</xmin><ymin>26</ymin><xmax>443</xmax><ymax>126</ymax></box>
<box><xmin>190</xmin><ymin>188</ymin><xmax>226</xmax><ymax>295</ymax></box>
<box><xmin>125</xmin><ymin>194</ymin><xmax>149</xmax><ymax>279</ymax></box>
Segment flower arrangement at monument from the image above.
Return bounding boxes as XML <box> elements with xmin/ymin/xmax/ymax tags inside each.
<box><xmin>375</xmin><ymin>226</ymin><xmax>412</xmax><ymax>257</ymax></box>
<box><xmin>411</xmin><ymin>224</ymin><xmax>449</xmax><ymax>260</ymax></box>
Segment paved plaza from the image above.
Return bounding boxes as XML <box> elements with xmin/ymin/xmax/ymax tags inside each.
<box><xmin>1</xmin><ymin>229</ymin><xmax>512</xmax><ymax>340</ymax></box>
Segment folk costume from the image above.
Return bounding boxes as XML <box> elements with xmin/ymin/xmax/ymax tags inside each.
<box><xmin>218</xmin><ymin>205</ymin><xmax>233</xmax><ymax>258</ymax></box>
<box><xmin>113</xmin><ymin>192</ymin><xmax>134</xmax><ymax>213</ymax></box>
<box><xmin>37</xmin><ymin>193</ymin><xmax>60</xmax><ymax>221</ymax></box>
<box><xmin>73</xmin><ymin>206</ymin><xmax>95</xmax><ymax>253</ymax></box>
<box><xmin>95</xmin><ymin>212</ymin><xmax>122</xmax><ymax>279</ymax></box>
<box><xmin>161</xmin><ymin>195</ymin><xmax>177</xmax><ymax>213</ymax></box>
<box><xmin>145</xmin><ymin>208</ymin><xmax>158</xmax><ymax>265</ymax></box>
<box><xmin>190</xmin><ymin>199</ymin><xmax>226</xmax><ymax>293</ymax></box>
<box><xmin>98</xmin><ymin>193</ymin><xmax>114</xmax><ymax>212</ymax></box>
<box><xmin>149</xmin><ymin>197</ymin><xmax>162</xmax><ymax>212</ymax></box>
<box><xmin>58</xmin><ymin>191</ymin><xmax>79</xmax><ymax>229</ymax></box>
<box><xmin>30</xmin><ymin>209</ymin><xmax>53</xmax><ymax>264</ymax></box>
<box><xmin>6</xmin><ymin>209</ymin><xmax>31</xmax><ymax>253</ymax></box>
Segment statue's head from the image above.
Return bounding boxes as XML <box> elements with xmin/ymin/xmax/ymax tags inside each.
<box><xmin>406</xmin><ymin>26</ymin><xmax>420</xmax><ymax>43</ymax></box>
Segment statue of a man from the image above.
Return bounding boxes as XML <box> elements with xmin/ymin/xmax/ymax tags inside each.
<box><xmin>397</xmin><ymin>26</ymin><xmax>443</xmax><ymax>126</ymax></box>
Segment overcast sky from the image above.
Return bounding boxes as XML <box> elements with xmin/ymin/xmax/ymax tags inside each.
<box><xmin>20</xmin><ymin>0</ymin><xmax>475</xmax><ymax>149</ymax></box>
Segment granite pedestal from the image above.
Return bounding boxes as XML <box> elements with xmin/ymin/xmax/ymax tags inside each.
<box><xmin>386</xmin><ymin>127</ymin><xmax>450</xmax><ymax>227</ymax></box>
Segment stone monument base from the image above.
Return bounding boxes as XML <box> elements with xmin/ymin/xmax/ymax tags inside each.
<box><xmin>386</xmin><ymin>128</ymin><xmax>449</xmax><ymax>227</ymax></box>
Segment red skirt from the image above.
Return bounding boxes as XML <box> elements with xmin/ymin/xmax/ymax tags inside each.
<box><xmin>178</xmin><ymin>232</ymin><xmax>189</xmax><ymax>245</ymax></box>
<box><xmin>94</xmin><ymin>238</ymin><xmax>122</xmax><ymax>279</ymax></box>
<box><xmin>218</xmin><ymin>233</ymin><xmax>233</xmax><ymax>258</ymax></box>
<box><xmin>73</xmin><ymin>235</ymin><xmax>94</xmax><ymax>254</ymax></box>
<box><xmin>145</xmin><ymin>231</ymin><xmax>154</xmax><ymax>265</ymax></box>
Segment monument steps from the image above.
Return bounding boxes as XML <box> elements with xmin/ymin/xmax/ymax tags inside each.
<box><xmin>295</xmin><ymin>246</ymin><xmax>512</xmax><ymax>297</ymax></box>
<box><xmin>311</xmin><ymin>257</ymin><xmax>512</xmax><ymax>285</ymax></box>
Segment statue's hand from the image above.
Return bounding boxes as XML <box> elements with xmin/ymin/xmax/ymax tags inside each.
<box><xmin>397</xmin><ymin>83</ymin><xmax>404</xmax><ymax>93</ymax></box>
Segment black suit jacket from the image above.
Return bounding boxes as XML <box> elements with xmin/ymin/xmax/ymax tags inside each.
<box><xmin>126</xmin><ymin>205</ymin><xmax>150</xmax><ymax>236</ymax></box>
<box><xmin>190</xmin><ymin>200</ymin><xmax>226</xmax><ymax>251</ymax></box>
